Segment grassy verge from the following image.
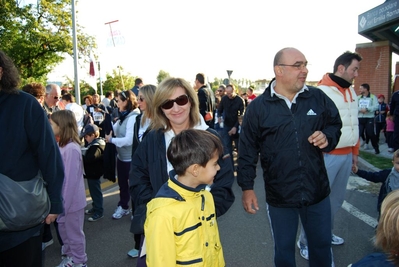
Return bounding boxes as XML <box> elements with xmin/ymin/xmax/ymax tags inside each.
<box><xmin>359</xmin><ymin>151</ymin><xmax>392</xmax><ymax>170</ymax></box>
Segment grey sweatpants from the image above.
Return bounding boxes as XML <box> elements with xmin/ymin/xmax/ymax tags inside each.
<box><xmin>299</xmin><ymin>153</ymin><xmax>352</xmax><ymax>244</ymax></box>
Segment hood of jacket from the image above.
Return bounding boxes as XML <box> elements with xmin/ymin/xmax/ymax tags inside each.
<box><xmin>318</xmin><ymin>73</ymin><xmax>354</xmax><ymax>103</ymax></box>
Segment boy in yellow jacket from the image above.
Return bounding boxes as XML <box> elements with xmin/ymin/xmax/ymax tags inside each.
<box><xmin>144</xmin><ymin>129</ymin><xmax>225</xmax><ymax>267</ymax></box>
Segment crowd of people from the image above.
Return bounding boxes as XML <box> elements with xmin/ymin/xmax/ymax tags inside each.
<box><xmin>2</xmin><ymin>45</ymin><xmax>399</xmax><ymax>267</ymax></box>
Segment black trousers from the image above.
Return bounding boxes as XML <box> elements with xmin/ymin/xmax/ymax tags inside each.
<box><xmin>359</xmin><ymin>118</ymin><xmax>379</xmax><ymax>151</ymax></box>
<box><xmin>0</xmin><ymin>233</ymin><xmax>42</xmax><ymax>267</ymax></box>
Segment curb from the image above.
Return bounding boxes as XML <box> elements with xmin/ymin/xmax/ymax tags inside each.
<box><xmin>357</xmin><ymin>157</ymin><xmax>380</xmax><ymax>172</ymax></box>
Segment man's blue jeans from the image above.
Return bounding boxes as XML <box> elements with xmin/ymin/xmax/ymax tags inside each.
<box><xmin>221</xmin><ymin>126</ymin><xmax>235</xmax><ymax>166</ymax></box>
<box><xmin>267</xmin><ymin>196</ymin><xmax>332</xmax><ymax>267</ymax></box>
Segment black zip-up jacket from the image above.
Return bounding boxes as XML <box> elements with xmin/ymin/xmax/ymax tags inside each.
<box><xmin>238</xmin><ymin>81</ymin><xmax>342</xmax><ymax>208</ymax></box>
<box><xmin>218</xmin><ymin>94</ymin><xmax>245</xmax><ymax>128</ymax></box>
<box><xmin>83</xmin><ymin>138</ymin><xmax>105</xmax><ymax>179</ymax></box>
<box><xmin>129</xmin><ymin>128</ymin><xmax>235</xmax><ymax>217</ymax></box>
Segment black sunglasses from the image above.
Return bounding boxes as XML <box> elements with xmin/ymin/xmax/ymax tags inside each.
<box><xmin>161</xmin><ymin>94</ymin><xmax>189</xmax><ymax>110</ymax></box>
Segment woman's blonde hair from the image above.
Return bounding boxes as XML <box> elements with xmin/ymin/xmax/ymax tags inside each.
<box><xmin>150</xmin><ymin>77</ymin><xmax>200</xmax><ymax>132</ymax></box>
<box><xmin>50</xmin><ymin>110</ymin><xmax>81</xmax><ymax>147</ymax></box>
<box><xmin>139</xmin><ymin>84</ymin><xmax>157</xmax><ymax>127</ymax></box>
<box><xmin>375</xmin><ymin>189</ymin><xmax>399</xmax><ymax>265</ymax></box>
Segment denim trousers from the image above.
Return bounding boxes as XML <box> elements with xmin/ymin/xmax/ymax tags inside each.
<box><xmin>87</xmin><ymin>178</ymin><xmax>104</xmax><ymax>216</ymax></box>
<box><xmin>267</xmin><ymin>196</ymin><xmax>332</xmax><ymax>267</ymax></box>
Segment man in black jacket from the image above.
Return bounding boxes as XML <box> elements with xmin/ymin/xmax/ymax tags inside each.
<box><xmin>238</xmin><ymin>47</ymin><xmax>342</xmax><ymax>267</ymax></box>
<box><xmin>217</xmin><ymin>84</ymin><xmax>245</xmax><ymax>165</ymax></box>
<box><xmin>194</xmin><ymin>73</ymin><xmax>215</xmax><ymax>128</ymax></box>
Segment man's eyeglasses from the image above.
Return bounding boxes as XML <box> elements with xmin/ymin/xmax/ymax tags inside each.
<box><xmin>138</xmin><ymin>96</ymin><xmax>145</xmax><ymax>102</ymax></box>
<box><xmin>52</xmin><ymin>96</ymin><xmax>61</xmax><ymax>100</ymax></box>
<box><xmin>278</xmin><ymin>62</ymin><xmax>308</xmax><ymax>70</ymax></box>
<box><xmin>217</xmin><ymin>90</ymin><xmax>223</xmax><ymax>92</ymax></box>
<box><xmin>161</xmin><ymin>94</ymin><xmax>189</xmax><ymax>110</ymax></box>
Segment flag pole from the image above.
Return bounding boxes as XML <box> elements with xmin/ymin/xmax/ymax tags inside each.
<box><xmin>71</xmin><ymin>0</ymin><xmax>80</xmax><ymax>104</ymax></box>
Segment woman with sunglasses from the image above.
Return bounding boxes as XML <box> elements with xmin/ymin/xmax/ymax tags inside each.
<box><xmin>126</xmin><ymin>84</ymin><xmax>157</xmax><ymax>259</ymax></box>
<box><xmin>105</xmin><ymin>90</ymin><xmax>140</xmax><ymax>220</ymax></box>
<box><xmin>129</xmin><ymin>77</ymin><xmax>235</xmax><ymax>265</ymax></box>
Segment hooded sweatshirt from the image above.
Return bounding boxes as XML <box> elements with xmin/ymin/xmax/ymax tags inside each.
<box><xmin>318</xmin><ymin>73</ymin><xmax>360</xmax><ymax>155</ymax></box>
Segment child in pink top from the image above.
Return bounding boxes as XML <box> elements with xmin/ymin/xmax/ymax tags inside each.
<box><xmin>386</xmin><ymin>111</ymin><xmax>395</xmax><ymax>152</ymax></box>
<box><xmin>50</xmin><ymin>110</ymin><xmax>87</xmax><ymax>267</ymax></box>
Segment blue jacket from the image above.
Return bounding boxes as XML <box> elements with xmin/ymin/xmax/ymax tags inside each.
<box><xmin>129</xmin><ymin>128</ymin><xmax>235</xmax><ymax>217</ymax></box>
<box><xmin>356</xmin><ymin>168</ymin><xmax>392</xmax><ymax>213</ymax></box>
<box><xmin>0</xmin><ymin>90</ymin><xmax>64</xmax><ymax>251</ymax></box>
<box><xmin>238</xmin><ymin>80</ymin><xmax>342</xmax><ymax>208</ymax></box>
<box><xmin>351</xmin><ymin>252</ymin><xmax>395</xmax><ymax>267</ymax></box>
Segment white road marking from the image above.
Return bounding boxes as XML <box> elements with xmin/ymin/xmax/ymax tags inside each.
<box><xmin>342</xmin><ymin>200</ymin><xmax>378</xmax><ymax>228</ymax></box>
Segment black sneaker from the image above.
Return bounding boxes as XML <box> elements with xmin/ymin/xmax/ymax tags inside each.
<box><xmin>85</xmin><ymin>208</ymin><xmax>94</xmax><ymax>215</ymax></box>
<box><xmin>88</xmin><ymin>213</ymin><xmax>104</xmax><ymax>222</ymax></box>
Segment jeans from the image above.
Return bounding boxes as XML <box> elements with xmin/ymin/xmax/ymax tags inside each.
<box><xmin>221</xmin><ymin>126</ymin><xmax>237</xmax><ymax>167</ymax></box>
<box><xmin>268</xmin><ymin>196</ymin><xmax>332</xmax><ymax>267</ymax></box>
<box><xmin>87</xmin><ymin>178</ymin><xmax>104</xmax><ymax>216</ymax></box>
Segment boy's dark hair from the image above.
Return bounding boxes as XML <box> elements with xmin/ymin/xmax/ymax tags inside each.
<box><xmin>333</xmin><ymin>51</ymin><xmax>362</xmax><ymax>73</ymax></box>
<box><xmin>167</xmin><ymin>129</ymin><xmax>223</xmax><ymax>176</ymax></box>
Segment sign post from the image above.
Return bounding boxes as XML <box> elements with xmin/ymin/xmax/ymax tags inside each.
<box><xmin>227</xmin><ymin>70</ymin><xmax>233</xmax><ymax>83</ymax></box>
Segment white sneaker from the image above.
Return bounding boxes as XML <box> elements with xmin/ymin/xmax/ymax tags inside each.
<box><xmin>331</xmin><ymin>234</ymin><xmax>344</xmax><ymax>245</ymax></box>
<box><xmin>112</xmin><ymin>206</ymin><xmax>130</xmax><ymax>219</ymax></box>
<box><xmin>296</xmin><ymin>240</ymin><xmax>309</xmax><ymax>260</ymax></box>
<box><xmin>42</xmin><ymin>239</ymin><xmax>53</xmax><ymax>250</ymax></box>
<box><xmin>56</xmin><ymin>256</ymin><xmax>73</xmax><ymax>267</ymax></box>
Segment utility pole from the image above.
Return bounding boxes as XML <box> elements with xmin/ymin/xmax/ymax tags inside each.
<box><xmin>105</xmin><ymin>20</ymin><xmax>125</xmax><ymax>90</ymax></box>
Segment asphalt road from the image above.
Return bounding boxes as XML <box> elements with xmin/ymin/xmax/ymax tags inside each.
<box><xmin>44</xmin><ymin>160</ymin><xmax>380</xmax><ymax>267</ymax></box>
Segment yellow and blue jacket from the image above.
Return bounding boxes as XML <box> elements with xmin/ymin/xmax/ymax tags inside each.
<box><xmin>144</xmin><ymin>177</ymin><xmax>225</xmax><ymax>267</ymax></box>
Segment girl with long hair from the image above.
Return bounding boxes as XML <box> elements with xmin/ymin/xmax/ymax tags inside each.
<box><xmin>50</xmin><ymin>110</ymin><xmax>87</xmax><ymax>267</ymax></box>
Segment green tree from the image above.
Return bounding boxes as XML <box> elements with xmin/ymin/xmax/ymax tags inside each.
<box><xmin>156</xmin><ymin>70</ymin><xmax>170</xmax><ymax>84</ymax></box>
<box><xmin>0</xmin><ymin>0</ymin><xmax>96</xmax><ymax>82</ymax></box>
<box><xmin>102</xmin><ymin>68</ymin><xmax>136</xmax><ymax>93</ymax></box>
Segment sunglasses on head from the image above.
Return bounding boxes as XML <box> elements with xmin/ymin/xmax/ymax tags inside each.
<box><xmin>161</xmin><ymin>94</ymin><xmax>189</xmax><ymax>110</ymax></box>
<box><xmin>119</xmin><ymin>91</ymin><xmax>127</xmax><ymax>100</ymax></box>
